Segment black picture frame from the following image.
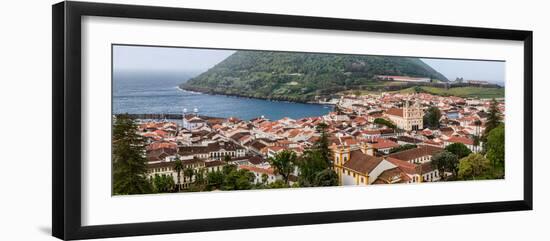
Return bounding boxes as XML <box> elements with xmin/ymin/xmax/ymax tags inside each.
<box><xmin>52</xmin><ymin>1</ymin><xmax>533</xmax><ymax>240</ymax></box>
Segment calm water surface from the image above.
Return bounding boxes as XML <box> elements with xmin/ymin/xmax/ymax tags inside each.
<box><xmin>113</xmin><ymin>71</ymin><xmax>332</xmax><ymax>120</ymax></box>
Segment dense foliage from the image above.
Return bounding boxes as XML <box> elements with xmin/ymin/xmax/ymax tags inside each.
<box><xmin>482</xmin><ymin>98</ymin><xmax>503</xmax><ymax>143</ymax></box>
<box><xmin>204</xmin><ymin>165</ymin><xmax>256</xmax><ymax>191</ymax></box>
<box><xmin>312</xmin><ymin>169</ymin><xmax>339</xmax><ymax>186</ymax></box>
<box><xmin>373</xmin><ymin>118</ymin><xmax>396</xmax><ymax>129</ymax></box>
<box><xmin>457</xmin><ymin>154</ymin><xmax>492</xmax><ymax>180</ymax></box>
<box><xmin>444</xmin><ymin>143</ymin><xmax>472</xmax><ymax>159</ymax></box>
<box><xmin>314</xmin><ymin>122</ymin><xmax>332</xmax><ymax>166</ymax></box>
<box><xmin>173</xmin><ymin>158</ymin><xmax>183</xmax><ymax>191</ymax></box>
<box><xmin>431</xmin><ymin>151</ymin><xmax>459</xmax><ymax>179</ymax></box>
<box><xmin>423</xmin><ymin>106</ymin><xmax>442</xmax><ymax>129</ymax></box>
<box><xmin>296</xmin><ymin>150</ymin><xmax>328</xmax><ymax>187</ymax></box>
<box><xmin>151</xmin><ymin>174</ymin><xmax>175</xmax><ymax>193</ymax></box>
<box><xmin>112</xmin><ymin>114</ymin><xmax>152</xmax><ymax>195</ymax></box>
<box><xmin>268</xmin><ymin>150</ymin><xmax>297</xmax><ymax>185</ymax></box>
<box><xmin>486</xmin><ymin>124</ymin><xmax>505</xmax><ymax>168</ymax></box>
<box><xmin>182</xmin><ymin>51</ymin><xmax>448</xmax><ymax>102</ymax></box>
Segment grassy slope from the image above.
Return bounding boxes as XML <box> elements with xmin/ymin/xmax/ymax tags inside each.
<box><xmin>342</xmin><ymin>86</ymin><xmax>504</xmax><ymax>99</ymax></box>
<box><xmin>414</xmin><ymin>86</ymin><xmax>504</xmax><ymax>98</ymax></box>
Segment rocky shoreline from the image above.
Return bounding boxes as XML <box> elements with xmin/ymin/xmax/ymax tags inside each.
<box><xmin>178</xmin><ymin>85</ymin><xmax>328</xmax><ymax>105</ymax></box>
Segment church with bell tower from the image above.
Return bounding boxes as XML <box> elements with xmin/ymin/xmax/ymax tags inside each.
<box><xmin>384</xmin><ymin>99</ymin><xmax>423</xmax><ymax>131</ymax></box>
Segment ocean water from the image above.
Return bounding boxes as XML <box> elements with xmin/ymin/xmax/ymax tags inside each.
<box><xmin>113</xmin><ymin>71</ymin><xmax>332</xmax><ymax>120</ymax></box>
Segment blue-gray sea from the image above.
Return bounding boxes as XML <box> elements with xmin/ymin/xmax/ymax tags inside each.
<box><xmin>113</xmin><ymin>71</ymin><xmax>332</xmax><ymax>120</ymax></box>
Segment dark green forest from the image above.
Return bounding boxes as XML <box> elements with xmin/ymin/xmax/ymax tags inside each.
<box><xmin>181</xmin><ymin>51</ymin><xmax>448</xmax><ymax>102</ymax></box>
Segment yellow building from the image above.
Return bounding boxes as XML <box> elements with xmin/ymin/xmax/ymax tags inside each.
<box><xmin>332</xmin><ymin>143</ymin><xmax>396</xmax><ymax>186</ymax></box>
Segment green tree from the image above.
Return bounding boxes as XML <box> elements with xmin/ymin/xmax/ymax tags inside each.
<box><xmin>221</xmin><ymin>166</ymin><xmax>255</xmax><ymax>190</ymax></box>
<box><xmin>431</xmin><ymin>151</ymin><xmax>458</xmax><ymax>179</ymax></box>
<box><xmin>473</xmin><ymin>119</ymin><xmax>483</xmax><ymax>137</ymax></box>
<box><xmin>482</xmin><ymin>98</ymin><xmax>502</xmax><ymax>143</ymax></box>
<box><xmin>223</xmin><ymin>155</ymin><xmax>232</xmax><ymax>163</ymax></box>
<box><xmin>444</xmin><ymin>143</ymin><xmax>472</xmax><ymax>159</ymax></box>
<box><xmin>473</xmin><ymin>135</ymin><xmax>481</xmax><ymax>148</ymax></box>
<box><xmin>222</xmin><ymin>165</ymin><xmax>235</xmax><ymax>175</ymax></box>
<box><xmin>486</xmin><ymin>124</ymin><xmax>505</xmax><ymax>168</ymax></box>
<box><xmin>268</xmin><ymin>150</ymin><xmax>297</xmax><ymax>185</ymax></box>
<box><xmin>423</xmin><ymin>106</ymin><xmax>441</xmax><ymax>129</ymax></box>
<box><xmin>173</xmin><ymin>158</ymin><xmax>183</xmax><ymax>191</ymax></box>
<box><xmin>206</xmin><ymin>171</ymin><xmax>224</xmax><ymax>190</ymax></box>
<box><xmin>313</xmin><ymin>169</ymin><xmax>339</xmax><ymax>186</ymax></box>
<box><xmin>296</xmin><ymin>150</ymin><xmax>327</xmax><ymax>187</ymax></box>
<box><xmin>414</xmin><ymin>86</ymin><xmax>424</xmax><ymax>93</ymax></box>
<box><xmin>269</xmin><ymin>180</ymin><xmax>288</xmax><ymax>189</ymax></box>
<box><xmin>183</xmin><ymin>168</ymin><xmax>195</xmax><ymax>184</ymax></box>
<box><xmin>112</xmin><ymin>114</ymin><xmax>152</xmax><ymax>195</ymax></box>
<box><xmin>152</xmin><ymin>174</ymin><xmax>174</xmax><ymax>193</ymax></box>
<box><xmin>314</xmin><ymin>122</ymin><xmax>332</xmax><ymax>165</ymax></box>
<box><xmin>457</xmin><ymin>154</ymin><xmax>491</xmax><ymax>180</ymax></box>
<box><xmin>194</xmin><ymin>169</ymin><xmax>205</xmax><ymax>185</ymax></box>
<box><xmin>374</xmin><ymin>118</ymin><xmax>396</xmax><ymax>129</ymax></box>
<box><xmin>261</xmin><ymin>173</ymin><xmax>269</xmax><ymax>186</ymax></box>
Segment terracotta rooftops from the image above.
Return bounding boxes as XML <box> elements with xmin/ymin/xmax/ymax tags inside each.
<box><xmin>388</xmin><ymin>145</ymin><xmax>443</xmax><ymax>162</ymax></box>
<box><xmin>238</xmin><ymin>165</ymin><xmax>275</xmax><ymax>175</ymax></box>
<box><xmin>374</xmin><ymin>167</ymin><xmax>411</xmax><ymax>184</ymax></box>
<box><xmin>445</xmin><ymin>136</ymin><xmax>475</xmax><ymax>146</ymax></box>
<box><xmin>371</xmin><ymin>138</ymin><xmax>399</xmax><ymax>150</ymax></box>
<box><xmin>343</xmin><ymin>150</ymin><xmax>384</xmax><ymax>174</ymax></box>
<box><xmin>385</xmin><ymin>108</ymin><xmax>404</xmax><ymax>117</ymax></box>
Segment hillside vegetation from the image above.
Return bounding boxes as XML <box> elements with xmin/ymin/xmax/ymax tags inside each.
<box><xmin>181</xmin><ymin>50</ymin><xmax>448</xmax><ymax>102</ymax></box>
<box><xmin>403</xmin><ymin>86</ymin><xmax>504</xmax><ymax>98</ymax></box>
<box><xmin>341</xmin><ymin>86</ymin><xmax>504</xmax><ymax>99</ymax></box>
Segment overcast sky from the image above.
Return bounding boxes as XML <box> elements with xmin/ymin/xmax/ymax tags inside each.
<box><xmin>113</xmin><ymin>45</ymin><xmax>505</xmax><ymax>84</ymax></box>
<box><xmin>421</xmin><ymin>58</ymin><xmax>505</xmax><ymax>83</ymax></box>
<box><xmin>113</xmin><ymin>45</ymin><xmax>235</xmax><ymax>73</ymax></box>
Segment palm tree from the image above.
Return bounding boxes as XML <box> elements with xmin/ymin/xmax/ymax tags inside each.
<box><xmin>173</xmin><ymin>158</ymin><xmax>183</xmax><ymax>192</ymax></box>
<box><xmin>268</xmin><ymin>150</ymin><xmax>297</xmax><ymax>185</ymax></box>
<box><xmin>194</xmin><ymin>169</ymin><xmax>205</xmax><ymax>185</ymax></box>
<box><xmin>473</xmin><ymin>119</ymin><xmax>482</xmax><ymax>136</ymax></box>
<box><xmin>261</xmin><ymin>173</ymin><xmax>269</xmax><ymax>186</ymax></box>
<box><xmin>223</xmin><ymin>155</ymin><xmax>231</xmax><ymax>164</ymax></box>
<box><xmin>184</xmin><ymin>168</ymin><xmax>195</xmax><ymax>185</ymax></box>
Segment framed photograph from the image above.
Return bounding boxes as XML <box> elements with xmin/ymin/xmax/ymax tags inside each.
<box><xmin>52</xmin><ymin>1</ymin><xmax>533</xmax><ymax>240</ymax></box>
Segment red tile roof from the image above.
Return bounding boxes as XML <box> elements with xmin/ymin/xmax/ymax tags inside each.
<box><xmin>388</xmin><ymin>145</ymin><xmax>443</xmax><ymax>162</ymax></box>
<box><xmin>385</xmin><ymin>108</ymin><xmax>404</xmax><ymax>117</ymax></box>
<box><xmin>373</xmin><ymin>167</ymin><xmax>411</xmax><ymax>184</ymax></box>
<box><xmin>371</xmin><ymin>139</ymin><xmax>399</xmax><ymax>150</ymax></box>
<box><xmin>343</xmin><ymin>150</ymin><xmax>384</xmax><ymax>174</ymax></box>
<box><xmin>386</xmin><ymin>157</ymin><xmax>417</xmax><ymax>174</ymax></box>
<box><xmin>446</xmin><ymin>136</ymin><xmax>474</xmax><ymax>145</ymax></box>
<box><xmin>146</xmin><ymin>142</ymin><xmax>177</xmax><ymax>151</ymax></box>
<box><xmin>238</xmin><ymin>165</ymin><xmax>275</xmax><ymax>175</ymax></box>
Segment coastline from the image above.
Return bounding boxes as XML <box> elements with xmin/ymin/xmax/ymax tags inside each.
<box><xmin>179</xmin><ymin>81</ymin><xmax>505</xmax><ymax>103</ymax></box>
<box><xmin>177</xmin><ymin>85</ymin><xmax>331</xmax><ymax>106</ymax></box>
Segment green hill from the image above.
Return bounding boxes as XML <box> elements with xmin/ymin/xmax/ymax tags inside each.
<box><xmin>181</xmin><ymin>50</ymin><xmax>448</xmax><ymax>102</ymax></box>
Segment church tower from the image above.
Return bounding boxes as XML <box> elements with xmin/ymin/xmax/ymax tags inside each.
<box><xmin>333</xmin><ymin>146</ymin><xmax>350</xmax><ymax>166</ymax></box>
<box><xmin>404</xmin><ymin>99</ymin><xmax>410</xmax><ymax>118</ymax></box>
